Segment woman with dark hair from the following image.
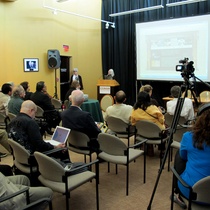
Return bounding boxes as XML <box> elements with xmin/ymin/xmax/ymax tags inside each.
<box><xmin>64</xmin><ymin>80</ymin><xmax>80</xmax><ymax>101</ymax></box>
<box><xmin>131</xmin><ymin>91</ymin><xmax>165</xmax><ymax>129</ymax></box>
<box><xmin>20</xmin><ymin>81</ymin><xmax>33</xmax><ymax>100</ymax></box>
<box><xmin>172</xmin><ymin>105</ymin><xmax>210</xmax><ymax>208</ymax></box>
<box><xmin>131</xmin><ymin>91</ymin><xmax>166</xmax><ymax>156</ymax></box>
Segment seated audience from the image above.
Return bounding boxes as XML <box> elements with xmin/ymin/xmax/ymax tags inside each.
<box><xmin>8</xmin><ymin>85</ymin><xmax>25</xmax><ymax>115</ymax></box>
<box><xmin>7</xmin><ymin>100</ymin><xmax>69</xmax><ymax>161</ymax></box>
<box><xmin>131</xmin><ymin>91</ymin><xmax>166</xmax><ymax>157</ymax></box>
<box><xmin>0</xmin><ymin>129</ymin><xmax>12</xmax><ymax>158</ymax></box>
<box><xmin>30</xmin><ymin>81</ymin><xmax>61</xmax><ymax>130</ymax></box>
<box><xmin>167</xmin><ymin>85</ymin><xmax>194</xmax><ymax>121</ymax></box>
<box><xmin>104</xmin><ymin>90</ymin><xmax>132</xmax><ymax>124</ymax></box>
<box><xmin>0</xmin><ymin>172</ymin><xmax>53</xmax><ymax>210</ymax></box>
<box><xmin>171</xmin><ymin>105</ymin><xmax>210</xmax><ymax>208</ymax></box>
<box><xmin>61</xmin><ymin>90</ymin><xmax>101</xmax><ymax>151</ymax></box>
<box><xmin>69</xmin><ymin>68</ymin><xmax>84</xmax><ymax>90</ymax></box>
<box><xmin>64</xmin><ymin>80</ymin><xmax>80</xmax><ymax>101</ymax></box>
<box><xmin>20</xmin><ymin>81</ymin><xmax>33</xmax><ymax>100</ymax></box>
<box><xmin>0</xmin><ymin>83</ymin><xmax>12</xmax><ymax>117</ymax></box>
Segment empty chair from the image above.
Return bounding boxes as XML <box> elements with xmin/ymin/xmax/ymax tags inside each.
<box><xmin>67</xmin><ymin>130</ymin><xmax>95</xmax><ymax>163</ymax></box>
<box><xmin>7</xmin><ymin>139</ymin><xmax>38</xmax><ymax>185</ymax></box>
<box><xmin>34</xmin><ymin>151</ymin><xmax>99</xmax><ymax>210</ymax></box>
<box><xmin>100</xmin><ymin>94</ymin><xmax>114</xmax><ymax>112</ymax></box>
<box><xmin>135</xmin><ymin>120</ymin><xmax>169</xmax><ymax>167</ymax></box>
<box><xmin>106</xmin><ymin>116</ymin><xmax>136</xmax><ymax>146</ymax></box>
<box><xmin>98</xmin><ymin>133</ymin><xmax>146</xmax><ymax>196</ymax></box>
<box><xmin>171</xmin><ymin>166</ymin><xmax>210</xmax><ymax>210</ymax></box>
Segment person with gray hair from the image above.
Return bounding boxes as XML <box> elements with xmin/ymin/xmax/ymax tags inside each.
<box><xmin>166</xmin><ymin>85</ymin><xmax>194</xmax><ymax>121</ymax></box>
<box><xmin>69</xmin><ymin>68</ymin><xmax>84</xmax><ymax>90</ymax></box>
<box><xmin>105</xmin><ymin>69</ymin><xmax>115</xmax><ymax>80</ymax></box>
<box><xmin>8</xmin><ymin>85</ymin><xmax>25</xmax><ymax>115</ymax></box>
<box><xmin>61</xmin><ymin>90</ymin><xmax>101</xmax><ymax>151</ymax></box>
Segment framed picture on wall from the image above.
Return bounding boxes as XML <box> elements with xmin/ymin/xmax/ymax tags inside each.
<box><xmin>23</xmin><ymin>58</ymin><xmax>39</xmax><ymax>72</ymax></box>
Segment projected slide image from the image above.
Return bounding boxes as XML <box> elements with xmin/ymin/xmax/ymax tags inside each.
<box><xmin>136</xmin><ymin>15</ymin><xmax>209</xmax><ymax>81</ymax></box>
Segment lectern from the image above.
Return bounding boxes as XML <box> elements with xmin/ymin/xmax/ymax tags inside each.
<box><xmin>97</xmin><ymin>79</ymin><xmax>120</xmax><ymax>102</ymax></box>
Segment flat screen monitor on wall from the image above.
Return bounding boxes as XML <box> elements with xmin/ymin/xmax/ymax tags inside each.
<box><xmin>136</xmin><ymin>14</ymin><xmax>210</xmax><ymax>82</ymax></box>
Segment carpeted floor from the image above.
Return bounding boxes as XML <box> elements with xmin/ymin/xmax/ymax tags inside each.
<box><xmin>0</xmin><ymin>138</ymin><xmax>183</xmax><ymax>210</ymax></box>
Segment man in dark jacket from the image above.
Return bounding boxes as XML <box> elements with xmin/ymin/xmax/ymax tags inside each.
<box><xmin>30</xmin><ymin>81</ymin><xmax>61</xmax><ymax>130</ymax></box>
<box><xmin>7</xmin><ymin>100</ymin><xmax>69</xmax><ymax>161</ymax></box>
<box><xmin>61</xmin><ymin>90</ymin><xmax>101</xmax><ymax>151</ymax></box>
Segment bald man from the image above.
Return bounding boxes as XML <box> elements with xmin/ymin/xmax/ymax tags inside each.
<box><xmin>104</xmin><ymin>90</ymin><xmax>132</xmax><ymax>124</ymax></box>
<box><xmin>61</xmin><ymin>90</ymin><xmax>101</xmax><ymax>151</ymax></box>
<box><xmin>7</xmin><ymin>100</ymin><xmax>67</xmax><ymax>156</ymax></box>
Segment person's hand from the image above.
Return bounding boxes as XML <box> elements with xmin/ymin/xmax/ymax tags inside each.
<box><xmin>54</xmin><ymin>143</ymin><xmax>65</xmax><ymax>148</ymax></box>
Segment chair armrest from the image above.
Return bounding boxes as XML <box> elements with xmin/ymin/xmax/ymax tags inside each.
<box><xmin>43</xmin><ymin>147</ymin><xmax>65</xmax><ymax>156</ymax></box>
<box><xmin>22</xmin><ymin>198</ymin><xmax>52</xmax><ymax>210</ymax></box>
<box><xmin>65</xmin><ymin>159</ymin><xmax>99</xmax><ymax>176</ymax></box>
<box><xmin>0</xmin><ymin>186</ymin><xmax>29</xmax><ymax>203</ymax></box>
<box><xmin>129</xmin><ymin>139</ymin><xmax>147</xmax><ymax>149</ymax></box>
<box><xmin>170</xmin><ymin>166</ymin><xmax>190</xmax><ymax>188</ymax></box>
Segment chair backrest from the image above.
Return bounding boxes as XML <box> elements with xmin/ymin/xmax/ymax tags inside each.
<box><xmin>106</xmin><ymin>116</ymin><xmax>130</xmax><ymax>133</ymax></box>
<box><xmin>98</xmin><ymin>133</ymin><xmax>127</xmax><ymax>156</ymax></box>
<box><xmin>164</xmin><ymin>113</ymin><xmax>190</xmax><ymax>142</ymax></box>
<box><xmin>64</xmin><ymin>100</ymin><xmax>70</xmax><ymax>109</ymax></box>
<box><xmin>34</xmin><ymin>151</ymin><xmax>65</xmax><ymax>182</ymax></box>
<box><xmin>35</xmin><ymin>106</ymin><xmax>44</xmax><ymax>118</ymax></box>
<box><xmin>135</xmin><ymin>120</ymin><xmax>161</xmax><ymax>139</ymax></box>
<box><xmin>51</xmin><ymin>98</ymin><xmax>62</xmax><ymax>109</ymax></box>
<box><xmin>100</xmin><ymin>95</ymin><xmax>114</xmax><ymax>112</ymax></box>
<box><xmin>0</xmin><ymin>113</ymin><xmax>7</xmax><ymax>129</ymax></box>
<box><xmin>68</xmin><ymin>130</ymin><xmax>90</xmax><ymax>148</ymax></box>
<box><xmin>8</xmin><ymin>139</ymin><xmax>31</xmax><ymax>165</ymax></box>
<box><xmin>7</xmin><ymin>112</ymin><xmax>16</xmax><ymax>121</ymax></box>
<box><xmin>193</xmin><ymin>176</ymin><xmax>210</xmax><ymax>203</ymax></box>
<box><xmin>199</xmin><ymin>91</ymin><xmax>210</xmax><ymax>103</ymax></box>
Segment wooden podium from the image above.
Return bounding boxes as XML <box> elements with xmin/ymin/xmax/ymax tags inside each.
<box><xmin>97</xmin><ymin>79</ymin><xmax>120</xmax><ymax>102</ymax></box>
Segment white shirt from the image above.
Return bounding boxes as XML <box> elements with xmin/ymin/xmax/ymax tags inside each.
<box><xmin>104</xmin><ymin>103</ymin><xmax>133</xmax><ymax>124</ymax></box>
<box><xmin>166</xmin><ymin>98</ymin><xmax>194</xmax><ymax>121</ymax></box>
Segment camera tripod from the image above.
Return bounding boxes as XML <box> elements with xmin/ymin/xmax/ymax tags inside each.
<box><xmin>147</xmin><ymin>71</ymin><xmax>206</xmax><ymax>209</ymax></box>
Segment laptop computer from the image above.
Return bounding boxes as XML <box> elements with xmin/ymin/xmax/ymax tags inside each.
<box><xmin>44</xmin><ymin>126</ymin><xmax>71</xmax><ymax>146</ymax></box>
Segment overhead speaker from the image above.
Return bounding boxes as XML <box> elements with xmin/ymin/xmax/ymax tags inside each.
<box><xmin>47</xmin><ymin>49</ymin><xmax>61</xmax><ymax>69</ymax></box>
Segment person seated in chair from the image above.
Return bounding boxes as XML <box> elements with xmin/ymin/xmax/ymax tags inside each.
<box><xmin>0</xmin><ymin>83</ymin><xmax>12</xmax><ymax>117</ymax></box>
<box><xmin>30</xmin><ymin>81</ymin><xmax>61</xmax><ymax>132</ymax></box>
<box><xmin>7</xmin><ymin>100</ymin><xmax>70</xmax><ymax>161</ymax></box>
<box><xmin>131</xmin><ymin>91</ymin><xmax>166</xmax><ymax>157</ymax></box>
<box><xmin>0</xmin><ymin>172</ymin><xmax>53</xmax><ymax>210</ymax></box>
<box><xmin>8</xmin><ymin>85</ymin><xmax>25</xmax><ymax>115</ymax></box>
<box><xmin>20</xmin><ymin>81</ymin><xmax>33</xmax><ymax>101</ymax></box>
<box><xmin>104</xmin><ymin>90</ymin><xmax>132</xmax><ymax>124</ymax></box>
<box><xmin>64</xmin><ymin>80</ymin><xmax>80</xmax><ymax>101</ymax></box>
<box><xmin>167</xmin><ymin>85</ymin><xmax>194</xmax><ymax>122</ymax></box>
<box><xmin>61</xmin><ymin>90</ymin><xmax>101</xmax><ymax>152</ymax></box>
<box><xmin>171</xmin><ymin>104</ymin><xmax>210</xmax><ymax>209</ymax></box>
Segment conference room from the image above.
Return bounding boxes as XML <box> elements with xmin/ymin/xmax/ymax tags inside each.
<box><xmin>1</xmin><ymin>0</ymin><xmax>210</xmax><ymax>209</ymax></box>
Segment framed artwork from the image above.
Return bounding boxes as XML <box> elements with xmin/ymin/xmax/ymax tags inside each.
<box><xmin>23</xmin><ymin>58</ymin><xmax>39</xmax><ymax>72</ymax></box>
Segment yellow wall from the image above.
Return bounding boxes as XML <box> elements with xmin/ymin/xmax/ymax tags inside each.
<box><xmin>0</xmin><ymin>0</ymin><xmax>102</xmax><ymax>99</ymax></box>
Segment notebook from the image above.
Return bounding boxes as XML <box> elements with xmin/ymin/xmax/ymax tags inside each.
<box><xmin>45</xmin><ymin>126</ymin><xmax>71</xmax><ymax>146</ymax></box>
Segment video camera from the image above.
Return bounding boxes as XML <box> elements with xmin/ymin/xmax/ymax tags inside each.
<box><xmin>176</xmin><ymin>58</ymin><xmax>195</xmax><ymax>77</ymax></box>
